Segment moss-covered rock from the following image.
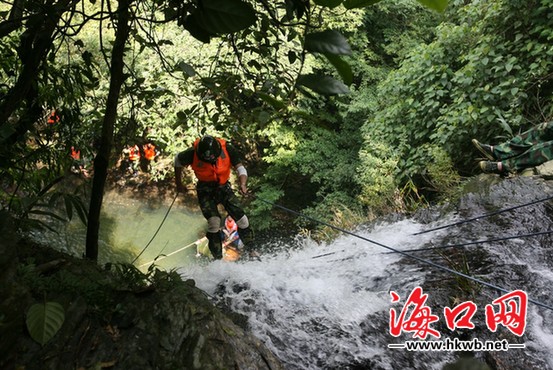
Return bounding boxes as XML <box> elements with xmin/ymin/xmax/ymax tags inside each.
<box><xmin>0</xmin><ymin>215</ymin><xmax>282</xmax><ymax>370</ymax></box>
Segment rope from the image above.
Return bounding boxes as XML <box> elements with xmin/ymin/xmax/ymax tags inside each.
<box><xmin>413</xmin><ymin>194</ymin><xmax>553</xmax><ymax>235</ymax></box>
<box><xmin>384</xmin><ymin>230</ymin><xmax>553</xmax><ymax>254</ymax></box>
<box><xmin>255</xmin><ymin>196</ymin><xmax>553</xmax><ymax>311</ymax></box>
<box><xmin>138</xmin><ymin>237</ymin><xmax>206</xmax><ymax>268</ymax></box>
<box><xmin>131</xmin><ymin>192</ymin><xmax>179</xmax><ymax>264</ymax></box>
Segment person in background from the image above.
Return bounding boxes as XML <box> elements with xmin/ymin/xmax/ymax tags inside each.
<box><xmin>122</xmin><ymin>144</ymin><xmax>141</xmax><ymax>176</ymax></box>
<box><xmin>174</xmin><ymin>135</ymin><xmax>254</xmax><ymax>260</ymax></box>
<box><xmin>140</xmin><ymin>127</ymin><xmax>157</xmax><ymax>173</ymax></box>
<box><xmin>141</xmin><ymin>142</ymin><xmax>157</xmax><ymax>170</ymax></box>
<box><xmin>70</xmin><ymin>146</ymin><xmax>84</xmax><ymax>175</ymax></box>
<box><xmin>47</xmin><ymin>110</ymin><xmax>60</xmax><ymax>125</ymax></box>
<box><xmin>222</xmin><ymin>215</ymin><xmax>242</xmax><ymax>249</ymax></box>
<box><xmin>473</xmin><ymin>120</ymin><xmax>553</xmax><ymax>174</ymax></box>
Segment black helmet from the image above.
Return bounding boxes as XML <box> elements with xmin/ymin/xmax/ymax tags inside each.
<box><xmin>196</xmin><ymin>135</ymin><xmax>221</xmax><ymax>163</ymax></box>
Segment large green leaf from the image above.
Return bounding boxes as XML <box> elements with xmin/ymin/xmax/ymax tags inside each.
<box><xmin>304</xmin><ymin>30</ymin><xmax>351</xmax><ymax>55</ymax></box>
<box><xmin>297</xmin><ymin>74</ymin><xmax>350</xmax><ymax>95</ymax></box>
<box><xmin>26</xmin><ymin>302</ymin><xmax>65</xmax><ymax>346</ymax></box>
<box><xmin>416</xmin><ymin>0</ymin><xmax>448</xmax><ymax>12</ymax></box>
<box><xmin>324</xmin><ymin>54</ymin><xmax>353</xmax><ymax>85</ymax></box>
<box><xmin>192</xmin><ymin>0</ymin><xmax>256</xmax><ymax>35</ymax></box>
<box><xmin>343</xmin><ymin>0</ymin><xmax>382</xmax><ymax>9</ymax></box>
<box><xmin>176</xmin><ymin>61</ymin><xmax>197</xmax><ymax>77</ymax></box>
<box><xmin>183</xmin><ymin>15</ymin><xmax>212</xmax><ymax>43</ymax></box>
<box><xmin>313</xmin><ymin>0</ymin><xmax>343</xmax><ymax>8</ymax></box>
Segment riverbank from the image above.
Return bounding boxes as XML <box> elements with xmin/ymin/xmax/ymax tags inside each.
<box><xmin>0</xmin><ymin>213</ymin><xmax>284</xmax><ymax>370</ymax></box>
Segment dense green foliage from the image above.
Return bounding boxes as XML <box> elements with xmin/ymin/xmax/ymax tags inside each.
<box><xmin>2</xmin><ymin>0</ymin><xmax>552</xmax><ymax>254</ymax></box>
<box><xmin>360</xmin><ymin>0</ymin><xmax>553</xmax><ymax>208</ymax></box>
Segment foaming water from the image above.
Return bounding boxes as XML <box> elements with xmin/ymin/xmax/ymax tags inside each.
<box><xmin>181</xmin><ymin>178</ymin><xmax>553</xmax><ymax>370</ymax></box>
<box><xmin>29</xmin><ymin>176</ymin><xmax>553</xmax><ymax>369</ymax></box>
<box><xmin>182</xmin><ymin>219</ymin><xmax>451</xmax><ymax>369</ymax></box>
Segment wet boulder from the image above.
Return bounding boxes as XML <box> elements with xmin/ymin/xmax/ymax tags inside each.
<box><xmin>0</xmin><ymin>230</ymin><xmax>283</xmax><ymax>370</ymax></box>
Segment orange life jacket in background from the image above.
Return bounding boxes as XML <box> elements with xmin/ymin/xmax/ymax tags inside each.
<box><xmin>70</xmin><ymin>147</ymin><xmax>80</xmax><ymax>160</ymax></box>
<box><xmin>143</xmin><ymin>143</ymin><xmax>156</xmax><ymax>160</ymax></box>
<box><xmin>47</xmin><ymin>110</ymin><xmax>60</xmax><ymax>125</ymax></box>
<box><xmin>191</xmin><ymin>138</ymin><xmax>231</xmax><ymax>184</ymax></box>
<box><xmin>128</xmin><ymin>145</ymin><xmax>140</xmax><ymax>161</ymax></box>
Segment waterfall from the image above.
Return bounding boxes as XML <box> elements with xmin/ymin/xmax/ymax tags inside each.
<box><xmin>182</xmin><ymin>176</ymin><xmax>553</xmax><ymax>370</ymax></box>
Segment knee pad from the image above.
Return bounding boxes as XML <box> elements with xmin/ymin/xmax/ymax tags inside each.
<box><xmin>207</xmin><ymin>216</ymin><xmax>221</xmax><ymax>233</ymax></box>
<box><xmin>236</xmin><ymin>215</ymin><xmax>249</xmax><ymax>229</ymax></box>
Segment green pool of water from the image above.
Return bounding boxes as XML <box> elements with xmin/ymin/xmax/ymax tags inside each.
<box><xmin>29</xmin><ymin>190</ymin><xmax>206</xmax><ymax>271</ymax></box>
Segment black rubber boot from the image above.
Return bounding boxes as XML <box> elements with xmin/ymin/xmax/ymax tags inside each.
<box><xmin>206</xmin><ymin>231</ymin><xmax>223</xmax><ymax>259</ymax></box>
<box><xmin>237</xmin><ymin>227</ymin><xmax>254</xmax><ymax>249</ymax></box>
<box><xmin>238</xmin><ymin>227</ymin><xmax>261</xmax><ymax>260</ymax></box>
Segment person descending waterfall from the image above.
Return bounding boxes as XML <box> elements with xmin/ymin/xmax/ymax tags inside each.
<box><xmin>174</xmin><ymin>135</ymin><xmax>255</xmax><ymax>260</ymax></box>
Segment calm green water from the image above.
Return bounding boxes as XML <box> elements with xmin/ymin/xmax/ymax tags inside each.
<box><xmin>29</xmin><ymin>190</ymin><xmax>206</xmax><ymax>271</ymax></box>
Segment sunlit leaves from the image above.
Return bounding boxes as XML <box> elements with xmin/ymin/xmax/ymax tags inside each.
<box><xmin>313</xmin><ymin>0</ymin><xmax>449</xmax><ymax>12</ymax></box>
<box><xmin>365</xmin><ymin>0</ymin><xmax>550</xmax><ymax>191</ymax></box>
<box><xmin>416</xmin><ymin>0</ymin><xmax>448</xmax><ymax>13</ymax></box>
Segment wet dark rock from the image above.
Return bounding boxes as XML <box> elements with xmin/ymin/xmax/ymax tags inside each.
<box><xmin>0</xmin><ymin>215</ymin><xmax>283</xmax><ymax>370</ymax></box>
<box><xmin>413</xmin><ymin>175</ymin><xmax>553</xmax><ymax>370</ymax></box>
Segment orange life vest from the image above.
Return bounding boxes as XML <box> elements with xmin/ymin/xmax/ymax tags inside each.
<box><xmin>47</xmin><ymin>110</ymin><xmax>60</xmax><ymax>125</ymax></box>
<box><xmin>143</xmin><ymin>143</ymin><xmax>156</xmax><ymax>160</ymax></box>
<box><xmin>128</xmin><ymin>145</ymin><xmax>140</xmax><ymax>161</ymax></box>
<box><xmin>225</xmin><ymin>216</ymin><xmax>237</xmax><ymax>232</ymax></box>
<box><xmin>70</xmin><ymin>147</ymin><xmax>80</xmax><ymax>161</ymax></box>
<box><xmin>191</xmin><ymin>138</ymin><xmax>231</xmax><ymax>184</ymax></box>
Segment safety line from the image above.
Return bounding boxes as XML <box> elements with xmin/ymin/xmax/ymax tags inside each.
<box><xmin>131</xmin><ymin>192</ymin><xmax>179</xmax><ymax>264</ymax></box>
<box><xmin>311</xmin><ymin>251</ymin><xmax>344</xmax><ymax>259</ymax></box>
<box><xmin>413</xmin><ymin>194</ymin><xmax>553</xmax><ymax>235</ymax></box>
<box><xmin>384</xmin><ymin>230</ymin><xmax>553</xmax><ymax>254</ymax></box>
<box><xmin>255</xmin><ymin>196</ymin><xmax>553</xmax><ymax>311</ymax></box>
<box><xmin>138</xmin><ymin>237</ymin><xmax>206</xmax><ymax>268</ymax></box>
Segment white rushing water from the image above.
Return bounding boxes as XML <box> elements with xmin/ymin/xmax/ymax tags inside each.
<box><xmin>26</xmin><ymin>176</ymin><xmax>553</xmax><ymax>368</ymax></box>
<box><xmin>181</xmin><ymin>218</ymin><xmax>460</xmax><ymax>369</ymax></box>
<box><xmin>31</xmin><ymin>177</ymin><xmax>553</xmax><ymax>369</ymax></box>
<box><xmin>179</xmin><ymin>194</ymin><xmax>553</xmax><ymax>370</ymax></box>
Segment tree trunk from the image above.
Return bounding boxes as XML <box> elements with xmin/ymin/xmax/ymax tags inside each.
<box><xmin>0</xmin><ymin>0</ymin><xmax>75</xmax><ymax>131</ymax></box>
<box><xmin>85</xmin><ymin>0</ymin><xmax>132</xmax><ymax>261</ymax></box>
